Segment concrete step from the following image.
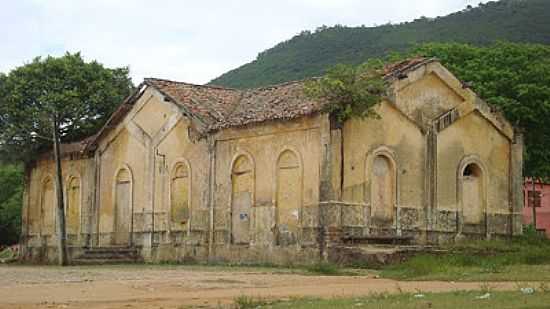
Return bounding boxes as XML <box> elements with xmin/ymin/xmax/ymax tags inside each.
<box><xmin>342</xmin><ymin>235</ymin><xmax>413</xmax><ymax>245</ymax></box>
<box><xmin>71</xmin><ymin>258</ymin><xmax>139</xmax><ymax>265</ymax></box>
<box><xmin>72</xmin><ymin>247</ymin><xmax>141</xmax><ymax>265</ymax></box>
<box><xmin>330</xmin><ymin>244</ymin><xmax>444</xmax><ymax>267</ymax></box>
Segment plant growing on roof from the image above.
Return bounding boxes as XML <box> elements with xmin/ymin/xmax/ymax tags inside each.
<box><xmin>304</xmin><ymin>59</ymin><xmax>386</xmax><ymax>124</ymax></box>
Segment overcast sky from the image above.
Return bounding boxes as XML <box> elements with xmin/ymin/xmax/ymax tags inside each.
<box><xmin>1</xmin><ymin>0</ymin><xmax>489</xmax><ymax>85</ymax></box>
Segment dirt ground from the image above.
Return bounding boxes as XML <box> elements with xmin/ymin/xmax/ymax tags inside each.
<box><xmin>0</xmin><ymin>264</ymin><xmax>528</xmax><ymax>309</ymax></box>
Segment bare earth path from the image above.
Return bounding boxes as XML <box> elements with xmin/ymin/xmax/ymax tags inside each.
<box><xmin>0</xmin><ymin>265</ymin><xmax>527</xmax><ymax>309</ymax></box>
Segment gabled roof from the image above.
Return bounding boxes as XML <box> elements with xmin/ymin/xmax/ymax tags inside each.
<box><xmin>81</xmin><ymin>57</ymin><xmax>514</xmax><ymax>153</ymax></box>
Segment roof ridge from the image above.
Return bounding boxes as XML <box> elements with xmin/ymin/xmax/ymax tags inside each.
<box><xmin>144</xmin><ymin>77</ymin><xmax>240</xmax><ymax>91</ymax></box>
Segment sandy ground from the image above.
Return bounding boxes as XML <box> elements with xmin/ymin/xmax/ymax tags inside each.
<box><xmin>0</xmin><ymin>264</ymin><xmax>527</xmax><ymax>309</ymax></box>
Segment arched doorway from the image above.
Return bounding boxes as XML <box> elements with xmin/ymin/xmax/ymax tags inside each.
<box><xmin>461</xmin><ymin>163</ymin><xmax>484</xmax><ymax>225</ymax></box>
<box><xmin>370</xmin><ymin>154</ymin><xmax>397</xmax><ymax>229</ymax></box>
<box><xmin>231</xmin><ymin>154</ymin><xmax>254</xmax><ymax>244</ymax></box>
<box><xmin>66</xmin><ymin>176</ymin><xmax>81</xmax><ymax>236</ymax></box>
<box><xmin>276</xmin><ymin>150</ymin><xmax>302</xmax><ymax>245</ymax></box>
<box><xmin>114</xmin><ymin>168</ymin><xmax>132</xmax><ymax>245</ymax></box>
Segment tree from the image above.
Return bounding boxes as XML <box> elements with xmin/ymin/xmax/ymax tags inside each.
<box><xmin>0</xmin><ymin>164</ymin><xmax>23</xmax><ymax>246</ymax></box>
<box><xmin>0</xmin><ymin>53</ymin><xmax>133</xmax><ymax>265</ymax></box>
<box><xmin>304</xmin><ymin>59</ymin><xmax>386</xmax><ymax>125</ymax></box>
<box><xmin>411</xmin><ymin>42</ymin><xmax>550</xmax><ymax>226</ymax></box>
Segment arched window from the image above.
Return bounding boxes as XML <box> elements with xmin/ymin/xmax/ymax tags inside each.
<box><xmin>113</xmin><ymin>167</ymin><xmax>132</xmax><ymax>245</ymax></box>
<box><xmin>171</xmin><ymin>161</ymin><xmax>190</xmax><ymax>227</ymax></box>
<box><xmin>276</xmin><ymin>150</ymin><xmax>302</xmax><ymax>245</ymax></box>
<box><xmin>371</xmin><ymin>154</ymin><xmax>396</xmax><ymax>222</ymax></box>
<box><xmin>231</xmin><ymin>154</ymin><xmax>254</xmax><ymax>244</ymax></box>
<box><xmin>40</xmin><ymin>177</ymin><xmax>55</xmax><ymax>235</ymax></box>
<box><xmin>461</xmin><ymin>162</ymin><xmax>484</xmax><ymax>224</ymax></box>
<box><xmin>66</xmin><ymin>176</ymin><xmax>81</xmax><ymax>235</ymax></box>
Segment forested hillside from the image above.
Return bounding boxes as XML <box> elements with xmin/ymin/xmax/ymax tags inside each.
<box><xmin>210</xmin><ymin>0</ymin><xmax>550</xmax><ymax>89</ymax></box>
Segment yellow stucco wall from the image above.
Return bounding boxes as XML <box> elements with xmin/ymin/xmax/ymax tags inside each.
<box><xmin>214</xmin><ymin>115</ymin><xmax>322</xmax><ymax>244</ymax></box>
<box><xmin>25</xmin><ymin>156</ymin><xmax>93</xmax><ymax>239</ymax></box>
<box><xmin>98</xmin><ymin>128</ymin><xmax>146</xmax><ymax>238</ymax></box>
<box><xmin>437</xmin><ymin>111</ymin><xmax>511</xmax><ymax>213</ymax></box>
<box><xmin>396</xmin><ymin>72</ymin><xmax>465</xmax><ymax>124</ymax></box>
<box><xmin>155</xmin><ymin>118</ymin><xmax>210</xmax><ymax>233</ymax></box>
<box><xmin>95</xmin><ymin>87</ymin><xmax>211</xmax><ymax>245</ymax></box>
<box><xmin>342</xmin><ymin>101</ymin><xmax>425</xmax><ymax>209</ymax></box>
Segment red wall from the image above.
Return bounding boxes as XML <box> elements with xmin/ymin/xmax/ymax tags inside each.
<box><xmin>523</xmin><ymin>180</ymin><xmax>550</xmax><ymax>238</ymax></box>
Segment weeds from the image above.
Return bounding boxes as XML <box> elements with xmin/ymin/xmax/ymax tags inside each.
<box><xmin>381</xmin><ymin>234</ymin><xmax>550</xmax><ymax>280</ymax></box>
<box><xmin>233</xmin><ymin>295</ymin><xmax>269</xmax><ymax>309</ymax></box>
<box><xmin>305</xmin><ymin>262</ymin><xmax>341</xmax><ymax>275</ymax></box>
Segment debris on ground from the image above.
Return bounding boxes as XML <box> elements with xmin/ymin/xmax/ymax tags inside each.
<box><xmin>520</xmin><ymin>287</ymin><xmax>535</xmax><ymax>295</ymax></box>
<box><xmin>476</xmin><ymin>293</ymin><xmax>491</xmax><ymax>300</ymax></box>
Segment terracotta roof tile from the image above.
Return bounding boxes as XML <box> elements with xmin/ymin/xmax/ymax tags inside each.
<box><xmin>85</xmin><ymin>58</ymin><xmax>435</xmax><ymax>150</ymax></box>
<box><xmin>145</xmin><ymin>78</ymin><xmax>322</xmax><ymax>132</ymax></box>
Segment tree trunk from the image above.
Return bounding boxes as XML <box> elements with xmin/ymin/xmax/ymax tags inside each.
<box><xmin>52</xmin><ymin>116</ymin><xmax>68</xmax><ymax>266</ymax></box>
<box><xmin>531</xmin><ymin>177</ymin><xmax>537</xmax><ymax>230</ymax></box>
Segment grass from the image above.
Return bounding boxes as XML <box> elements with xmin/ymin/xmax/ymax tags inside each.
<box><xmin>0</xmin><ymin>247</ymin><xmax>16</xmax><ymax>261</ymax></box>
<box><xmin>245</xmin><ymin>290</ymin><xmax>550</xmax><ymax>309</ymax></box>
<box><xmin>233</xmin><ymin>295</ymin><xmax>272</xmax><ymax>309</ymax></box>
<box><xmin>381</xmin><ymin>230</ymin><xmax>550</xmax><ymax>281</ymax></box>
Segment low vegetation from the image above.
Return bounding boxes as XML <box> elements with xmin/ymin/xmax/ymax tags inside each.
<box><xmin>232</xmin><ymin>290</ymin><xmax>550</xmax><ymax>309</ymax></box>
<box><xmin>382</xmin><ymin>228</ymin><xmax>550</xmax><ymax>281</ymax></box>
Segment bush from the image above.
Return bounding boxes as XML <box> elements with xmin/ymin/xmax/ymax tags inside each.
<box><xmin>0</xmin><ymin>164</ymin><xmax>23</xmax><ymax>246</ymax></box>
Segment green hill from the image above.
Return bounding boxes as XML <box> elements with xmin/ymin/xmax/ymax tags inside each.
<box><xmin>210</xmin><ymin>0</ymin><xmax>550</xmax><ymax>89</ymax></box>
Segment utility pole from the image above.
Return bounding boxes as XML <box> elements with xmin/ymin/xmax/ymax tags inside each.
<box><xmin>52</xmin><ymin>115</ymin><xmax>68</xmax><ymax>266</ymax></box>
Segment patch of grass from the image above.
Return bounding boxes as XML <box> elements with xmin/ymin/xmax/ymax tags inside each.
<box><xmin>305</xmin><ymin>262</ymin><xmax>342</xmax><ymax>275</ymax></box>
<box><xmin>381</xmin><ymin>232</ymin><xmax>550</xmax><ymax>281</ymax></box>
<box><xmin>265</xmin><ymin>290</ymin><xmax>550</xmax><ymax>309</ymax></box>
<box><xmin>233</xmin><ymin>295</ymin><xmax>271</xmax><ymax>309</ymax></box>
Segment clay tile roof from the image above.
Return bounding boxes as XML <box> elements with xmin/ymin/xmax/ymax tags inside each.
<box><xmin>144</xmin><ymin>78</ymin><xmax>322</xmax><ymax>132</ymax></box>
<box><xmin>84</xmin><ymin>57</ymin><xmax>437</xmax><ymax>151</ymax></box>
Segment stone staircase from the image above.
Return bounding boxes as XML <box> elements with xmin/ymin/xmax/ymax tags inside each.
<box><xmin>72</xmin><ymin>247</ymin><xmax>141</xmax><ymax>265</ymax></box>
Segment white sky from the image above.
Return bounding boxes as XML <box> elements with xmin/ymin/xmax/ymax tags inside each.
<box><xmin>0</xmin><ymin>0</ymin><xmax>489</xmax><ymax>85</ymax></box>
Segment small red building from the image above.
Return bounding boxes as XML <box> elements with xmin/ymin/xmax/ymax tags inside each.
<box><xmin>523</xmin><ymin>179</ymin><xmax>550</xmax><ymax>238</ymax></box>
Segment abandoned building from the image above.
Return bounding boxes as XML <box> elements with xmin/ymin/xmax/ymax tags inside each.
<box><xmin>20</xmin><ymin>58</ymin><xmax>525</xmax><ymax>264</ymax></box>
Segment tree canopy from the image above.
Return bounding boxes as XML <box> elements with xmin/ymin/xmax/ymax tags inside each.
<box><xmin>0</xmin><ymin>164</ymin><xmax>23</xmax><ymax>246</ymax></box>
<box><xmin>0</xmin><ymin>52</ymin><xmax>133</xmax><ymax>163</ymax></box>
<box><xmin>304</xmin><ymin>60</ymin><xmax>385</xmax><ymax>124</ymax></box>
<box><xmin>0</xmin><ymin>53</ymin><xmax>133</xmax><ymax>251</ymax></box>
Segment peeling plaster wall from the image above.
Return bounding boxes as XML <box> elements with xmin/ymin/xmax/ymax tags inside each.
<box><xmin>342</xmin><ymin>101</ymin><xmax>426</xmax><ymax>236</ymax></box>
<box><xmin>155</xmin><ymin>119</ymin><xmax>210</xmax><ymax>245</ymax></box>
<box><xmin>23</xmin><ymin>155</ymin><xmax>95</xmax><ymax>262</ymax></box>
<box><xmin>342</xmin><ymin>102</ymin><xmax>425</xmax><ymax>208</ymax></box>
<box><xmin>95</xmin><ymin>87</ymin><xmax>211</xmax><ymax>257</ymax></box>
<box><xmin>437</xmin><ymin>112</ymin><xmax>510</xmax><ymax>212</ymax></box>
<box><xmin>213</xmin><ymin>115</ymin><xmax>322</xmax><ymax>252</ymax></box>
<box><xmin>437</xmin><ymin>112</ymin><xmax>512</xmax><ymax>236</ymax></box>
